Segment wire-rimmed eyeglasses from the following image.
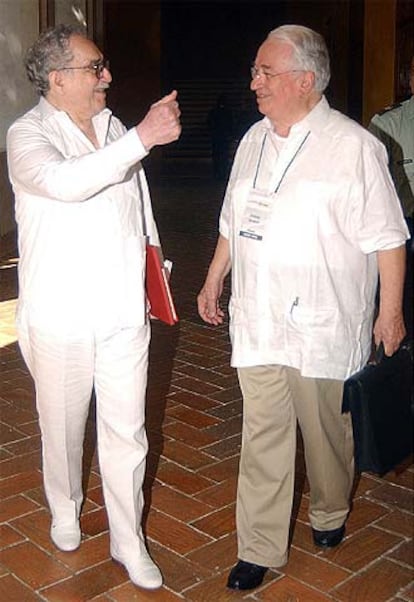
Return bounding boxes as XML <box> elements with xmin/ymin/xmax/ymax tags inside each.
<box><xmin>59</xmin><ymin>59</ymin><xmax>110</xmax><ymax>79</ymax></box>
<box><xmin>250</xmin><ymin>66</ymin><xmax>304</xmax><ymax>80</ymax></box>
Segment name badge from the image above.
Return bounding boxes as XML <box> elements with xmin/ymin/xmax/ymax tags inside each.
<box><xmin>239</xmin><ymin>188</ymin><xmax>273</xmax><ymax>241</ymax></box>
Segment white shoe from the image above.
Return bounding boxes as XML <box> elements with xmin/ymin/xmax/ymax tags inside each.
<box><xmin>111</xmin><ymin>548</ymin><xmax>163</xmax><ymax>589</ymax></box>
<box><xmin>50</xmin><ymin>522</ymin><xmax>81</xmax><ymax>552</ymax></box>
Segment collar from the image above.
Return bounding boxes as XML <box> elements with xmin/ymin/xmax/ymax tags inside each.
<box><xmin>262</xmin><ymin>95</ymin><xmax>330</xmax><ymax>139</ymax></box>
<box><xmin>37</xmin><ymin>96</ymin><xmax>112</xmax><ymax>127</ymax></box>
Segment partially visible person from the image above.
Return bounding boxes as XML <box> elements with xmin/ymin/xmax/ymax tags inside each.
<box><xmin>7</xmin><ymin>24</ymin><xmax>181</xmax><ymax>590</ymax></box>
<box><xmin>368</xmin><ymin>56</ymin><xmax>414</xmax><ymax>239</ymax></box>
<box><xmin>207</xmin><ymin>92</ymin><xmax>234</xmax><ymax>180</ymax></box>
<box><xmin>198</xmin><ymin>25</ymin><xmax>409</xmax><ymax>592</ymax></box>
<box><xmin>369</xmin><ymin>56</ymin><xmax>413</xmax><ymax>332</ymax></box>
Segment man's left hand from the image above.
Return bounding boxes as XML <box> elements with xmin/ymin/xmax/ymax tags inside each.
<box><xmin>373</xmin><ymin>312</ymin><xmax>406</xmax><ymax>356</ymax></box>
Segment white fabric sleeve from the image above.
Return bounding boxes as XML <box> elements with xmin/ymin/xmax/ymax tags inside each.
<box><xmin>349</xmin><ymin>138</ymin><xmax>409</xmax><ymax>253</ymax></box>
<box><xmin>7</xmin><ymin>121</ymin><xmax>148</xmax><ymax>203</ymax></box>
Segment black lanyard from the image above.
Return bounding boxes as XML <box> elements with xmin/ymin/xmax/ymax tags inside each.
<box><xmin>253</xmin><ymin>130</ymin><xmax>311</xmax><ymax>193</ymax></box>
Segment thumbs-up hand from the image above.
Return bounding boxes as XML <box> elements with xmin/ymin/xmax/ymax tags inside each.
<box><xmin>136</xmin><ymin>90</ymin><xmax>181</xmax><ymax>150</ymax></box>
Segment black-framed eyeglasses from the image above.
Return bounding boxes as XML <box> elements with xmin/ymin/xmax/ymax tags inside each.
<box><xmin>59</xmin><ymin>59</ymin><xmax>110</xmax><ymax>79</ymax></box>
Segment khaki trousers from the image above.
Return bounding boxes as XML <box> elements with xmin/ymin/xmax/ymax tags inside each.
<box><xmin>236</xmin><ymin>364</ymin><xmax>354</xmax><ymax>568</ymax></box>
<box><xmin>18</xmin><ymin>317</ymin><xmax>151</xmax><ymax>559</ymax></box>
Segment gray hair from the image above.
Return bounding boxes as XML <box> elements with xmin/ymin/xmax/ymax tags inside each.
<box><xmin>25</xmin><ymin>24</ymin><xmax>86</xmax><ymax>96</ymax></box>
<box><xmin>267</xmin><ymin>25</ymin><xmax>330</xmax><ymax>93</ymax></box>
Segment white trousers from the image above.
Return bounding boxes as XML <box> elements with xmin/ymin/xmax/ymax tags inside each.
<box><xmin>18</xmin><ymin>316</ymin><xmax>151</xmax><ymax>557</ymax></box>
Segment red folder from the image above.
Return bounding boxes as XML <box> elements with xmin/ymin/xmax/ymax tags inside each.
<box><xmin>145</xmin><ymin>244</ymin><xmax>178</xmax><ymax>326</ymax></box>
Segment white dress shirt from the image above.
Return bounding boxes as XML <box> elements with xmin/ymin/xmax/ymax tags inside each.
<box><xmin>220</xmin><ymin>97</ymin><xmax>409</xmax><ymax>379</ymax></box>
<box><xmin>7</xmin><ymin>97</ymin><xmax>160</xmax><ymax>334</ymax></box>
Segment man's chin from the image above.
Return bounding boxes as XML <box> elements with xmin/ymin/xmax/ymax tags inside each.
<box><xmin>255</xmin><ymin>98</ymin><xmax>266</xmax><ymax>115</ymax></box>
<box><xmin>94</xmin><ymin>92</ymin><xmax>107</xmax><ymax>110</ymax></box>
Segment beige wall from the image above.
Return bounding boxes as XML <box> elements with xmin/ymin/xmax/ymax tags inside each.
<box><xmin>0</xmin><ymin>0</ymin><xmax>103</xmax><ymax>240</ymax></box>
<box><xmin>0</xmin><ymin>152</ymin><xmax>14</xmax><ymax>240</ymax></box>
<box><xmin>0</xmin><ymin>0</ymin><xmax>39</xmax><ymax>238</ymax></box>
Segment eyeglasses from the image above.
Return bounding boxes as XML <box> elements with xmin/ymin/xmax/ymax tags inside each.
<box><xmin>250</xmin><ymin>66</ymin><xmax>304</xmax><ymax>80</ymax></box>
<box><xmin>59</xmin><ymin>59</ymin><xmax>110</xmax><ymax>79</ymax></box>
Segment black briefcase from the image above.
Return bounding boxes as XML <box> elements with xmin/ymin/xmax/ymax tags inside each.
<box><xmin>342</xmin><ymin>340</ymin><xmax>413</xmax><ymax>476</ymax></box>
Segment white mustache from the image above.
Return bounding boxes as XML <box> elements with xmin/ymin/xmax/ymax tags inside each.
<box><xmin>96</xmin><ymin>83</ymin><xmax>110</xmax><ymax>91</ymax></box>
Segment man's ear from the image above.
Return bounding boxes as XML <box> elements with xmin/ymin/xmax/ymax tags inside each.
<box><xmin>48</xmin><ymin>70</ymin><xmax>65</xmax><ymax>94</ymax></box>
<box><xmin>300</xmin><ymin>71</ymin><xmax>315</xmax><ymax>95</ymax></box>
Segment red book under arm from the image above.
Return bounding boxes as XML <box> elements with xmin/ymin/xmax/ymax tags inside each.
<box><xmin>145</xmin><ymin>244</ymin><xmax>179</xmax><ymax>326</ymax></box>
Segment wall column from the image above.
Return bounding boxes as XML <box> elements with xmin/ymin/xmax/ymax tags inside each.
<box><xmin>363</xmin><ymin>0</ymin><xmax>396</xmax><ymax>125</ymax></box>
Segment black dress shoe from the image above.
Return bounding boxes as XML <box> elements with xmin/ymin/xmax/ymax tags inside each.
<box><xmin>312</xmin><ymin>524</ymin><xmax>345</xmax><ymax>548</ymax></box>
<box><xmin>227</xmin><ymin>560</ymin><xmax>268</xmax><ymax>590</ymax></box>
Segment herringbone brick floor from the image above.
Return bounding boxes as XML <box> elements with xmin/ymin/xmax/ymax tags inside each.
<box><xmin>1</xmin><ymin>161</ymin><xmax>413</xmax><ymax>601</ymax></box>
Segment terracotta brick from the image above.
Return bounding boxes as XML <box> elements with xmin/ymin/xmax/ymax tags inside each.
<box><xmin>204</xmin><ymin>415</ymin><xmax>243</xmax><ymax>440</ymax></box>
<box><xmin>0</xmin><ymin>470</ymin><xmax>43</xmax><ymax>499</ymax></box>
<box><xmin>110</xmin><ymin>582</ymin><xmax>184</xmax><ymax>600</ymax></box>
<box><xmin>352</xmin><ymin>473</ymin><xmax>383</xmax><ymax>497</ymax></box>
<box><xmin>167</xmin><ymin>389</ymin><xmax>220</xmax><ymax>411</ymax></box>
<box><xmin>162</xmin><ymin>421</ymin><xmax>218</xmax><ymax>448</ymax></box>
<box><xmin>161</xmin><ymin>440</ymin><xmax>216</xmax><ymax>470</ymax></box>
<box><xmin>206</xmin><ymin>399</ymin><xmax>242</xmax><ymax>420</ymax></box>
<box><xmin>0</xmin><ymin>541</ymin><xmax>72</xmax><ymax>589</ymax></box>
<box><xmin>172</xmin><ymin>363</ymin><xmax>226</xmax><ymax>383</ymax></box>
<box><xmin>14</xmin><ymin>421</ymin><xmax>40</xmax><ymax>436</ymax></box>
<box><xmin>0</xmin><ymin>523</ymin><xmax>25</xmax><ymax>546</ymax></box>
<box><xmin>0</xmin><ymin>451</ymin><xmax>41</xmax><ymax>477</ymax></box>
<box><xmin>150</xmin><ymin>483</ymin><xmax>213</xmax><ymax>521</ymax></box>
<box><xmin>284</xmin><ymin>548</ymin><xmax>350</xmax><ymax>592</ymax></box>
<box><xmin>375</xmin><ymin>510</ymin><xmax>414</xmax><ymax>537</ymax></box>
<box><xmin>0</xmin><ymin>452</ymin><xmax>11</xmax><ymax>463</ymax></box>
<box><xmin>0</xmin><ymin>573</ymin><xmax>41</xmax><ymax>602</ymax></box>
<box><xmin>145</xmin><ymin>507</ymin><xmax>211</xmax><ymax>554</ymax></box>
<box><xmin>0</xmin><ymin>495</ymin><xmax>39</xmax><ymax>522</ymax></box>
<box><xmin>85</xmin><ymin>484</ymin><xmax>105</xmax><ymax>507</ymax></box>
<box><xmin>256</xmin><ymin>575</ymin><xmax>334</xmax><ymax>601</ymax></box>
<box><xmin>384</xmin><ymin>468</ymin><xmax>414</xmax><ymax>490</ymax></box>
<box><xmin>3</xmin><ymin>434</ymin><xmax>42</xmax><ymax>456</ymax></box>
<box><xmin>149</xmin><ymin>540</ymin><xmax>213</xmax><ymax>592</ymax></box>
<box><xmin>333</xmin><ymin>558</ymin><xmax>412</xmax><ymax>601</ymax></box>
<box><xmin>0</xmin><ymin>388</ymin><xmax>35</xmax><ymax>408</ymax></box>
<box><xmin>54</xmin><ymin>533</ymin><xmax>110</xmax><ymax>571</ymax></box>
<box><xmin>368</xmin><ymin>483</ymin><xmax>414</xmax><ymax>513</ymax></box>
<box><xmin>167</xmin><ymin>405</ymin><xmax>221</xmax><ymax>428</ymax></box>
<box><xmin>0</xmin><ymin>422</ymin><xmax>26</xmax><ymax>445</ymax></box>
<box><xmin>155</xmin><ymin>462</ymin><xmax>215</xmax><ymax>494</ymax></box>
<box><xmin>324</xmin><ymin>526</ymin><xmax>403</xmax><ymax>571</ymax></box>
<box><xmin>10</xmin><ymin>509</ymin><xmax>52</xmax><ymax>551</ymax></box>
<box><xmin>191</xmin><ymin>504</ymin><xmax>236</xmax><ymax>538</ymax></box>
<box><xmin>195</xmin><ymin>475</ymin><xmax>238</xmax><ymax>508</ymax></box>
<box><xmin>170</xmin><ymin>375</ymin><xmax>222</xmax><ymax>396</ymax></box>
<box><xmin>40</xmin><ymin>560</ymin><xmax>126</xmax><ymax>601</ymax></box>
<box><xmin>198</xmin><ymin>455</ymin><xmax>239</xmax><ymax>482</ymax></box>
<box><xmin>186</xmin><ymin>532</ymin><xmax>238</xmax><ymax>572</ymax></box>
<box><xmin>0</xmin><ymin>405</ymin><xmax>37</xmax><ymax>426</ymax></box>
<box><xmin>290</xmin><ymin>519</ymin><xmax>315</xmax><ymax>553</ymax></box>
<box><xmin>201</xmin><ymin>433</ymin><xmax>241</xmax><ymax>459</ymax></box>
<box><xmin>209</xmin><ymin>386</ymin><xmax>243</xmax><ymax>403</ymax></box>
<box><xmin>80</xmin><ymin>507</ymin><xmax>109</xmax><ymax>536</ymax></box>
<box><xmin>25</xmin><ymin>486</ymin><xmax>48</xmax><ymax>508</ymax></box>
<box><xmin>387</xmin><ymin>540</ymin><xmax>414</xmax><ymax>567</ymax></box>
<box><xmin>346</xmin><ymin>497</ymin><xmax>390</xmax><ymax>534</ymax></box>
